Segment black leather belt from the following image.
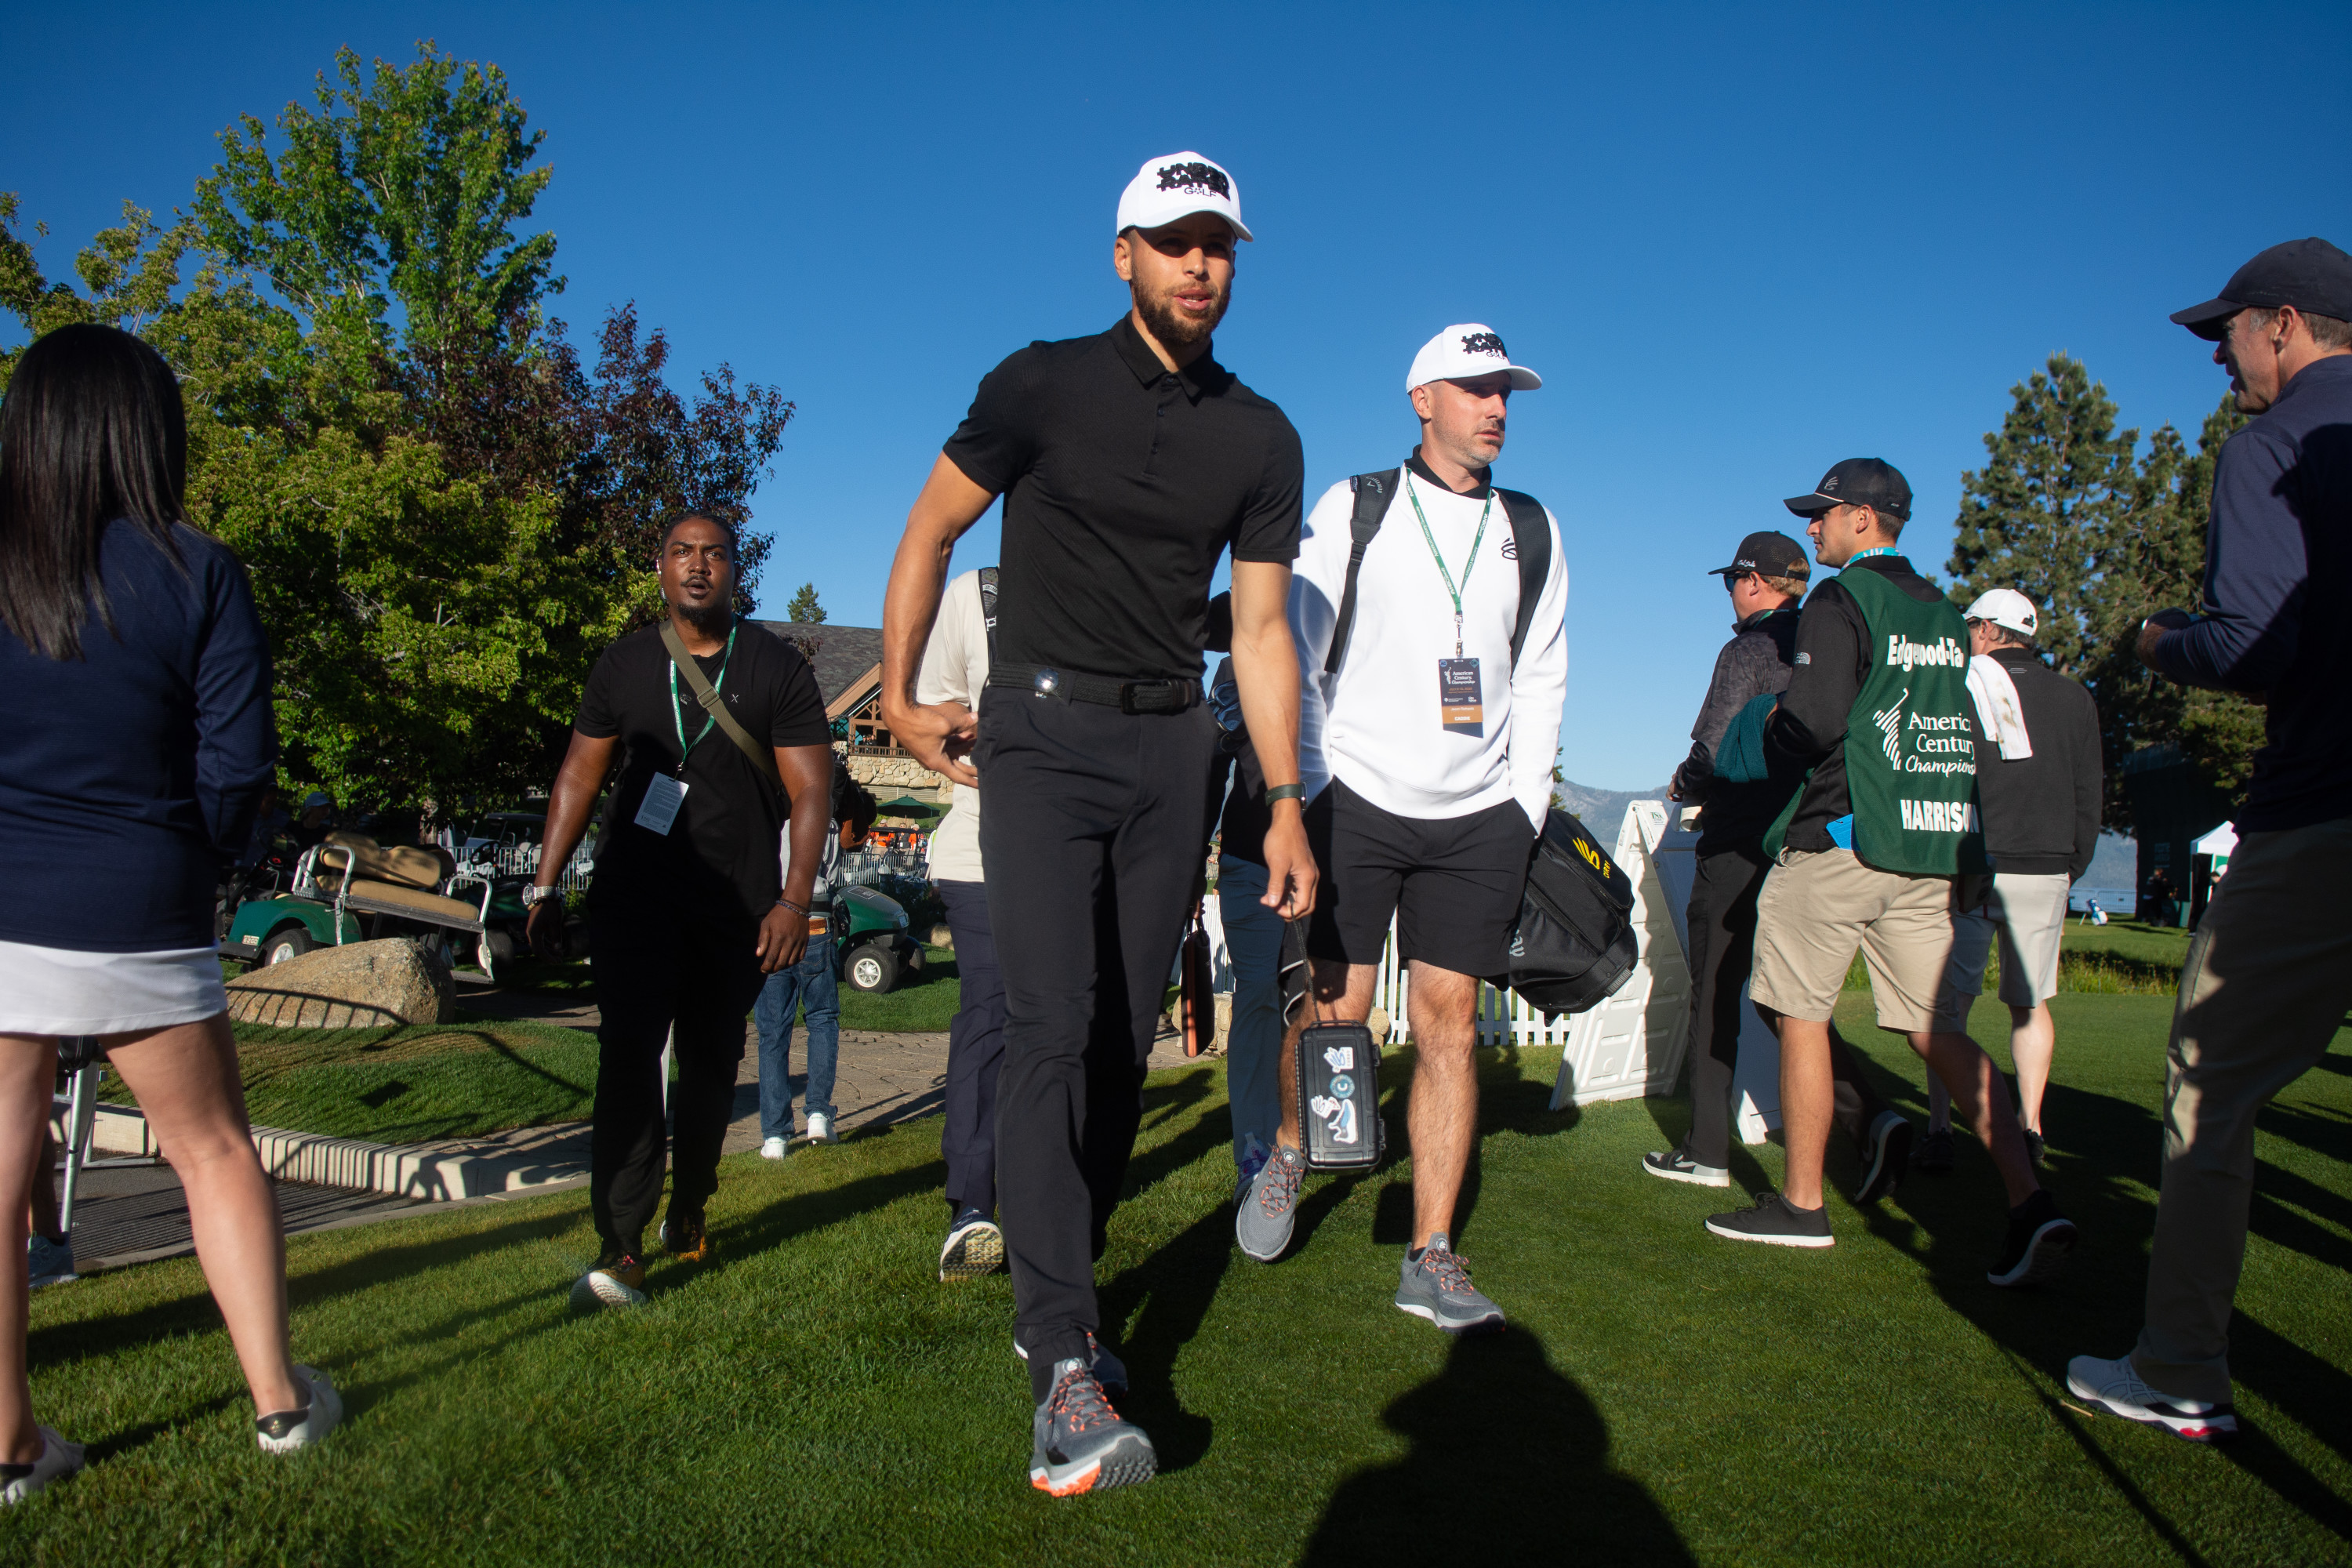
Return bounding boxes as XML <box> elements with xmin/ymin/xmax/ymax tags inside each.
<box><xmin>989</xmin><ymin>662</ymin><xmax>1202</xmax><ymax>714</ymax></box>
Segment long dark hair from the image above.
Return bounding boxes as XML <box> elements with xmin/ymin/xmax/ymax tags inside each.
<box><xmin>0</xmin><ymin>323</ymin><xmax>191</xmax><ymax>659</ymax></box>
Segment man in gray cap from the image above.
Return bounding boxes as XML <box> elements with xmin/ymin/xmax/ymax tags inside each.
<box><xmin>2068</xmin><ymin>238</ymin><xmax>2352</xmax><ymax>1444</ymax></box>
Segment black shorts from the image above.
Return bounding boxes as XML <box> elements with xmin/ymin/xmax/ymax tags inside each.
<box><xmin>1305</xmin><ymin>779</ymin><xmax>1534</xmax><ymax>979</ymax></box>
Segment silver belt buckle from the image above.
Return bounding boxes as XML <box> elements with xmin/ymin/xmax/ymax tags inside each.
<box><xmin>1032</xmin><ymin>666</ymin><xmax>1060</xmax><ymax>696</ymax></box>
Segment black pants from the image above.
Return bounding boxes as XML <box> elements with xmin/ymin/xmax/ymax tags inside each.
<box><xmin>1683</xmin><ymin>844</ymin><xmax>1890</xmax><ymax>1171</ymax></box>
<box><xmin>588</xmin><ymin>912</ymin><xmax>764</xmax><ymax>1257</ymax></box>
<box><xmin>976</xmin><ymin>689</ymin><xmax>1215</xmax><ymax>1397</ymax></box>
<box><xmin>938</xmin><ymin>878</ymin><xmax>1007</xmax><ymax>1218</ymax></box>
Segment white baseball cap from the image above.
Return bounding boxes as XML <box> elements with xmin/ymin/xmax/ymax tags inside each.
<box><xmin>1964</xmin><ymin>587</ymin><xmax>2039</xmax><ymax>638</ymax></box>
<box><xmin>1406</xmin><ymin>324</ymin><xmax>1542</xmax><ymax>394</ymax></box>
<box><xmin>1115</xmin><ymin>152</ymin><xmax>1252</xmax><ymax>242</ymax></box>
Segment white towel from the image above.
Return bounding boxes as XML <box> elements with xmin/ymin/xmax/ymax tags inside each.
<box><xmin>1965</xmin><ymin>655</ymin><xmax>2033</xmax><ymax>760</ymax></box>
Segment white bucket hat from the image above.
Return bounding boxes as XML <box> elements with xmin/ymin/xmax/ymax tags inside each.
<box><xmin>1116</xmin><ymin>152</ymin><xmax>1251</xmax><ymax>242</ymax></box>
<box><xmin>1406</xmin><ymin>324</ymin><xmax>1542</xmax><ymax>394</ymax></box>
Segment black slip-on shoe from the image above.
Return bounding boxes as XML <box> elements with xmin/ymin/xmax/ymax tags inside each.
<box><xmin>1988</xmin><ymin>1191</ymin><xmax>2077</xmax><ymax>1287</ymax></box>
<box><xmin>1855</xmin><ymin>1112</ymin><xmax>1913</xmax><ymax>1206</ymax></box>
<box><xmin>1705</xmin><ymin>1191</ymin><xmax>1834</xmax><ymax>1248</ymax></box>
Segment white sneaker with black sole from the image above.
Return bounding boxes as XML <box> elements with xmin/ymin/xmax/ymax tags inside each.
<box><xmin>1705</xmin><ymin>1191</ymin><xmax>1835</xmax><ymax>1248</ymax></box>
<box><xmin>2065</xmin><ymin>1355</ymin><xmax>2238</xmax><ymax>1443</ymax></box>
<box><xmin>805</xmin><ymin>1112</ymin><xmax>837</xmax><ymax>1145</ymax></box>
<box><xmin>1642</xmin><ymin>1145</ymin><xmax>1730</xmax><ymax>1187</ymax></box>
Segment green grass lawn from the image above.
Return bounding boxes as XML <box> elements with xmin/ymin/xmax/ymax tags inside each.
<box><xmin>103</xmin><ymin>1020</ymin><xmax>599</xmax><ymax>1145</ymax></box>
<box><xmin>837</xmin><ymin>943</ymin><xmax>959</xmax><ymax>1032</ymax></box>
<box><xmin>12</xmin><ymin>988</ymin><xmax>2347</xmax><ymax>1563</ymax></box>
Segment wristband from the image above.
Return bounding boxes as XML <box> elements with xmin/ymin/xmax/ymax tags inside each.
<box><xmin>776</xmin><ymin>898</ymin><xmax>809</xmax><ymax>916</ymax></box>
<box><xmin>1265</xmin><ymin>783</ymin><xmax>1305</xmax><ymax>804</ymax></box>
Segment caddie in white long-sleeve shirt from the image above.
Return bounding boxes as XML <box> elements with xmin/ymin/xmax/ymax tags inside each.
<box><xmin>1234</xmin><ymin>323</ymin><xmax>1567</xmax><ymax>1335</ymax></box>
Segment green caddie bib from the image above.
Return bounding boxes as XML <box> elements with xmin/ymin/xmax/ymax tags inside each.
<box><xmin>1762</xmin><ymin>567</ymin><xmax>1987</xmax><ymax>877</ymax></box>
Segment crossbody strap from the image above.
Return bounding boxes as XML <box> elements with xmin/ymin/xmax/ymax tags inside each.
<box><xmin>1494</xmin><ymin>487</ymin><xmax>1552</xmax><ymax>670</ymax></box>
<box><xmin>659</xmin><ymin>619</ymin><xmax>782</xmax><ymax>788</ymax></box>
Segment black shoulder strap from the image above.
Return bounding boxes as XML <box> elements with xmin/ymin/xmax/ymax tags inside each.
<box><xmin>978</xmin><ymin>566</ymin><xmax>999</xmax><ymax>664</ymax></box>
<box><xmin>1494</xmin><ymin>488</ymin><xmax>1552</xmax><ymax>670</ymax></box>
<box><xmin>1323</xmin><ymin>470</ymin><xmax>1399</xmax><ymax>676</ymax></box>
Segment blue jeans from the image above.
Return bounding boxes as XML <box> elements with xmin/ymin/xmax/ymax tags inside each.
<box><xmin>1218</xmin><ymin>855</ymin><xmax>1284</xmax><ymax>1176</ymax></box>
<box><xmin>755</xmin><ymin>933</ymin><xmax>838</xmax><ymax>1141</ymax></box>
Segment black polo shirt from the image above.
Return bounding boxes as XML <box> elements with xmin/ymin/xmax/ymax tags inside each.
<box><xmin>943</xmin><ymin>316</ymin><xmax>1304</xmax><ymax>681</ymax></box>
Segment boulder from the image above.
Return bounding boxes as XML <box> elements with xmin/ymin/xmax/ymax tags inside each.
<box><xmin>226</xmin><ymin>938</ymin><xmax>456</xmax><ymax>1029</ymax></box>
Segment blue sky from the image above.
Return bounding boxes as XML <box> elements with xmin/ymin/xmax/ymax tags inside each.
<box><xmin>7</xmin><ymin>2</ymin><xmax>2347</xmax><ymax>787</ymax></box>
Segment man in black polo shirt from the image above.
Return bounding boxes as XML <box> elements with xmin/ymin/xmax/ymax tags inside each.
<box><xmin>525</xmin><ymin>514</ymin><xmax>834</xmax><ymax>1311</ymax></box>
<box><xmin>879</xmin><ymin>151</ymin><xmax>1314</xmax><ymax>1497</ymax></box>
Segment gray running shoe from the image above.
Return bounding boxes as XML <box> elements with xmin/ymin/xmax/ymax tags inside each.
<box><xmin>1013</xmin><ymin>1330</ymin><xmax>1127</xmax><ymax>1398</ymax></box>
<box><xmin>1236</xmin><ymin>1142</ymin><xmax>1305</xmax><ymax>1262</ymax></box>
<box><xmin>1394</xmin><ymin>1233</ymin><xmax>1504</xmax><ymax>1334</ymax></box>
<box><xmin>1029</xmin><ymin>1359</ymin><xmax>1156</xmax><ymax>1497</ymax></box>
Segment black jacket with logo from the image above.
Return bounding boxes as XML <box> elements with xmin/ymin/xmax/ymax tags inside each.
<box><xmin>1671</xmin><ymin>604</ymin><xmax>1802</xmax><ymax>852</ymax></box>
<box><xmin>1974</xmin><ymin>647</ymin><xmax>2102</xmax><ymax>879</ymax></box>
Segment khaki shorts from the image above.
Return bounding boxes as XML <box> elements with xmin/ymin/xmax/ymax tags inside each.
<box><xmin>1751</xmin><ymin>848</ymin><xmax>1958</xmax><ymax>1031</ymax></box>
<box><xmin>1933</xmin><ymin>870</ymin><xmax>2071</xmax><ymax>1026</ymax></box>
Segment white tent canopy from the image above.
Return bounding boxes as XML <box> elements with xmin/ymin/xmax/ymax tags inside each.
<box><xmin>2194</xmin><ymin>822</ymin><xmax>2238</xmax><ymax>858</ymax></box>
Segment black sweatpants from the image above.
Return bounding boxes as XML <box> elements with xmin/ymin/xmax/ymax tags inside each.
<box><xmin>588</xmin><ymin>911</ymin><xmax>765</xmax><ymax>1257</ymax></box>
<box><xmin>975</xmin><ymin>688</ymin><xmax>1215</xmax><ymax>1399</ymax></box>
<box><xmin>1683</xmin><ymin>843</ymin><xmax>1891</xmax><ymax>1171</ymax></box>
<box><xmin>938</xmin><ymin>878</ymin><xmax>1006</xmax><ymax>1219</ymax></box>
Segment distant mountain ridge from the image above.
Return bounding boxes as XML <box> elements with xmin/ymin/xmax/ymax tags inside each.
<box><xmin>1554</xmin><ymin>780</ymin><xmax>1671</xmax><ymax>840</ymax></box>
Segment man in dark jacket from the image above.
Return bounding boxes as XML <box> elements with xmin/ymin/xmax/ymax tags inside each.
<box><xmin>1646</xmin><ymin>531</ymin><xmax>1907</xmax><ymax>1195</ymax></box>
<box><xmin>1922</xmin><ymin>589</ymin><xmax>2101</xmax><ymax>1171</ymax></box>
<box><xmin>2069</xmin><ymin>238</ymin><xmax>2352</xmax><ymax>1443</ymax></box>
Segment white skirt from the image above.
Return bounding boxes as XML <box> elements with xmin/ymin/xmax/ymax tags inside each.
<box><xmin>0</xmin><ymin>939</ymin><xmax>228</xmax><ymax>1036</ymax></box>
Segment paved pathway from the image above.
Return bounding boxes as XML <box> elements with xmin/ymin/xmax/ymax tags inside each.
<box><xmin>65</xmin><ymin>976</ymin><xmax>1203</xmax><ymax>1273</ymax></box>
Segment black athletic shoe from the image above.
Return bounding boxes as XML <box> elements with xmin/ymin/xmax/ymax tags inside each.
<box><xmin>1642</xmin><ymin>1145</ymin><xmax>1730</xmax><ymax>1188</ymax></box>
<box><xmin>1916</xmin><ymin>1127</ymin><xmax>1956</xmax><ymax>1174</ymax></box>
<box><xmin>1704</xmin><ymin>1192</ymin><xmax>1834</xmax><ymax>1248</ymax></box>
<box><xmin>1855</xmin><ymin>1112</ymin><xmax>1912</xmax><ymax>1206</ymax></box>
<box><xmin>1987</xmin><ymin>1190</ymin><xmax>2077</xmax><ymax>1287</ymax></box>
<box><xmin>940</xmin><ymin>1208</ymin><xmax>1004</xmax><ymax>1281</ymax></box>
<box><xmin>2024</xmin><ymin>1128</ymin><xmax>2047</xmax><ymax>1167</ymax></box>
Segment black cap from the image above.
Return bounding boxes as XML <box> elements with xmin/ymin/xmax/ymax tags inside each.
<box><xmin>1708</xmin><ymin>530</ymin><xmax>1810</xmax><ymax>579</ymax></box>
<box><xmin>1784</xmin><ymin>458</ymin><xmax>1911</xmax><ymax>521</ymax></box>
<box><xmin>2170</xmin><ymin>237</ymin><xmax>2352</xmax><ymax>341</ymax></box>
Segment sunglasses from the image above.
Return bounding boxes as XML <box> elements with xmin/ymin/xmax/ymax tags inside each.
<box><xmin>1722</xmin><ymin>571</ymin><xmax>1755</xmax><ymax>592</ymax></box>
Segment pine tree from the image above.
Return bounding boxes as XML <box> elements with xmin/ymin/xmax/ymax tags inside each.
<box><xmin>1946</xmin><ymin>354</ymin><xmax>2140</xmax><ymax>681</ymax></box>
<box><xmin>786</xmin><ymin>583</ymin><xmax>826</xmax><ymax>624</ymax></box>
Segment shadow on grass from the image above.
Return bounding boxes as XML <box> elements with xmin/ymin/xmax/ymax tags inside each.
<box><xmin>1097</xmin><ymin>1203</ymin><xmax>1236</xmax><ymax>1474</ymax></box>
<box><xmin>1300</xmin><ymin>1327</ymin><xmax>1693</xmax><ymax>1565</ymax></box>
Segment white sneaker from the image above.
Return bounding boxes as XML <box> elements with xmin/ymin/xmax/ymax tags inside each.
<box><xmin>759</xmin><ymin>1136</ymin><xmax>788</xmax><ymax>1160</ymax></box>
<box><xmin>2066</xmin><ymin>1354</ymin><xmax>2238</xmax><ymax>1443</ymax></box>
<box><xmin>0</xmin><ymin>1426</ymin><xmax>84</xmax><ymax>1504</ymax></box>
<box><xmin>256</xmin><ymin>1365</ymin><xmax>343</xmax><ymax>1454</ymax></box>
<box><xmin>806</xmin><ymin>1112</ymin><xmax>837</xmax><ymax>1145</ymax></box>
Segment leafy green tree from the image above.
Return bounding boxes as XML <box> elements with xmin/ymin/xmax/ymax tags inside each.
<box><xmin>2089</xmin><ymin>396</ymin><xmax>2264</xmax><ymax>811</ymax></box>
<box><xmin>0</xmin><ymin>41</ymin><xmax>795</xmax><ymax>815</ymax></box>
<box><xmin>1946</xmin><ymin>354</ymin><xmax>2140</xmax><ymax>681</ymax></box>
<box><xmin>786</xmin><ymin>583</ymin><xmax>827</xmax><ymax>624</ymax></box>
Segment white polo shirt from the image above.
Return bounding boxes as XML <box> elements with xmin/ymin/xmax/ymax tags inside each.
<box><xmin>914</xmin><ymin>568</ymin><xmax>990</xmax><ymax>883</ymax></box>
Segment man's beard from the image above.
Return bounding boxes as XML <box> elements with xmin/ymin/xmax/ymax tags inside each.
<box><xmin>1134</xmin><ymin>276</ymin><xmax>1230</xmax><ymax>349</ymax></box>
<box><xmin>675</xmin><ymin>593</ymin><xmax>732</xmax><ymax>634</ymax></box>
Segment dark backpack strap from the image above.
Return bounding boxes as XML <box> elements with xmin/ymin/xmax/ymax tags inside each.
<box><xmin>1494</xmin><ymin>488</ymin><xmax>1552</xmax><ymax>670</ymax></box>
<box><xmin>978</xmin><ymin>565</ymin><xmax>999</xmax><ymax>664</ymax></box>
<box><xmin>1323</xmin><ymin>470</ymin><xmax>1400</xmax><ymax>676</ymax></box>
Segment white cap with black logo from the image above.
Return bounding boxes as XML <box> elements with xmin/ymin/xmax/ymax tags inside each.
<box><xmin>1964</xmin><ymin>587</ymin><xmax>2039</xmax><ymax>639</ymax></box>
<box><xmin>1406</xmin><ymin>324</ymin><xmax>1542</xmax><ymax>394</ymax></box>
<box><xmin>1116</xmin><ymin>152</ymin><xmax>1252</xmax><ymax>242</ymax></box>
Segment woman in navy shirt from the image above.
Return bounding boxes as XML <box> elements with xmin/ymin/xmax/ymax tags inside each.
<box><xmin>0</xmin><ymin>325</ymin><xmax>338</xmax><ymax>1501</ymax></box>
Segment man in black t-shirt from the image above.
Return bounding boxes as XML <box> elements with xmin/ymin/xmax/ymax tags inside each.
<box><xmin>877</xmin><ymin>151</ymin><xmax>1316</xmax><ymax>1497</ymax></box>
<box><xmin>526</xmin><ymin>514</ymin><xmax>834</xmax><ymax>1311</ymax></box>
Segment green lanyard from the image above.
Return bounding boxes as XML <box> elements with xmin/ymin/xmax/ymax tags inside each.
<box><xmin>669</xmin><ymin>626</ymin><xmax>738</xmax><ymax>768</ymax></box>
<box><xmin>1404</xmin><ymin>470</ymin><xmax>1493</xmax><ymax>657</ymax></box>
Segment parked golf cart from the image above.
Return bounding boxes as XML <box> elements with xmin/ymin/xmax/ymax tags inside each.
<box><xmin>833</xmin><ymin>881</ymin><xmax>924</xmax><ymax>993</ymax></box>
<box><xmin>222</xmin><ymin>831</ymin><xmax>503</xmax><ymax>975</ymax></box>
